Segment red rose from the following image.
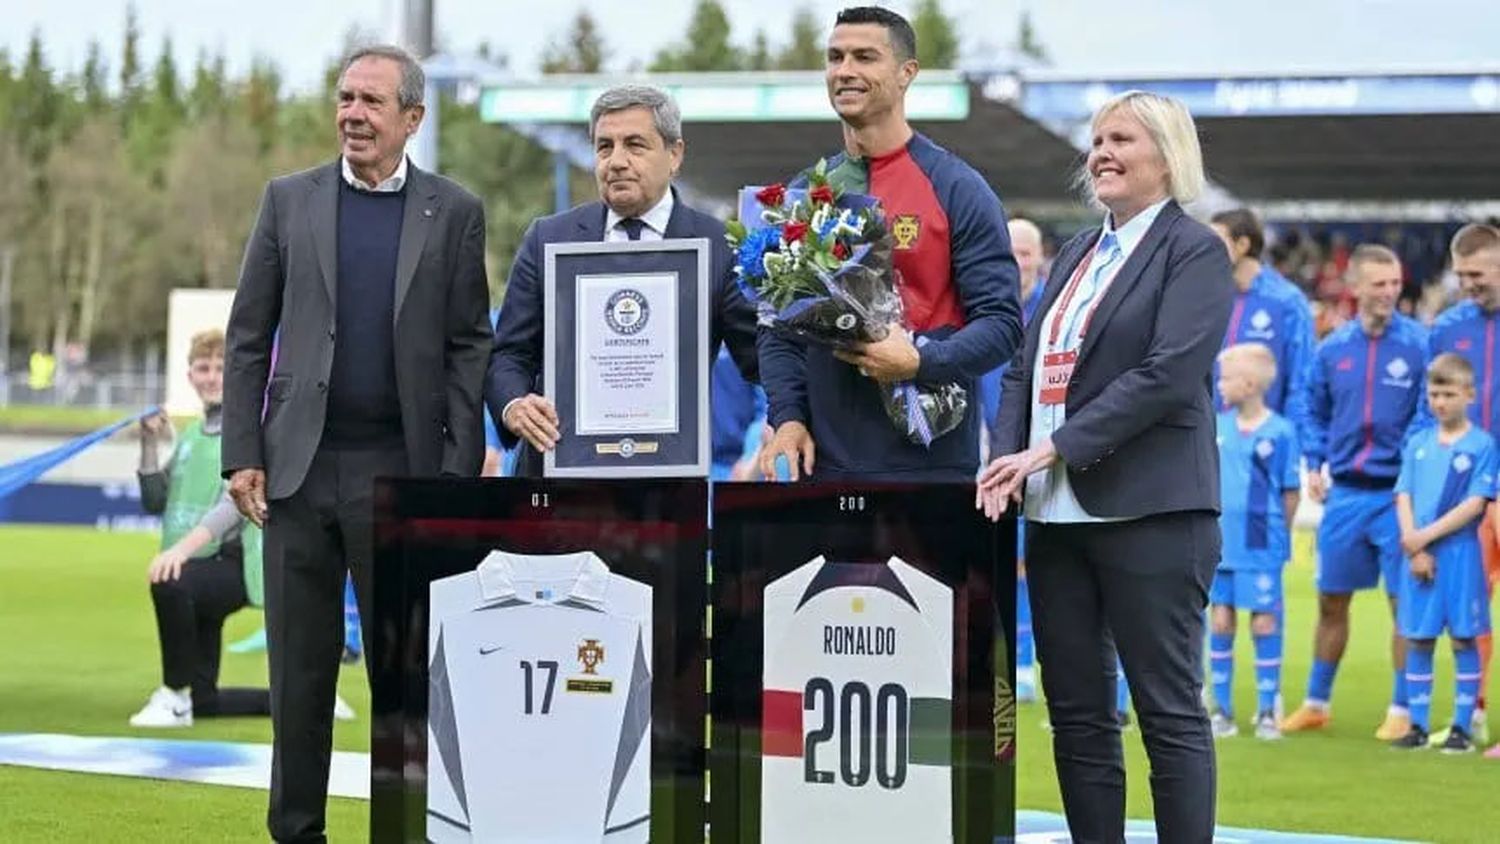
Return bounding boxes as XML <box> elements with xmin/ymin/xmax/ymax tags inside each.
<box><xmin>832</xmin><ymin>241</ymin><xmax>850</xmax><ymax>260</ymax></box>
<box><xmin>809</xmin><ymin>184</ymin><xmax>835</xmax><ymax>205</ymax></box>
<box><xmin>755</xmin><ymin>183</ymin><xmax>787</xmax><ymax>208</ymax></box>
<box><xmin>782</xmin><ymin>221</ymin><xmax>810</xmax><ymax>243</ymax></box>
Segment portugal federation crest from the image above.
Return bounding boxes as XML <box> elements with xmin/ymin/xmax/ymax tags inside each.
<box><xmin>577</xmin><ymin>638</ymin><xmax>605</xmax><ymax>675</ymax></box>
<box><xmin>604</xmin><ymin>289</ymin><xmax>650</xmax><ymax>335</ymax></box>
<box><xmin>892</xmin><ymin>214</ymin><xmax>921</xmax><ymax>250</ymax></box>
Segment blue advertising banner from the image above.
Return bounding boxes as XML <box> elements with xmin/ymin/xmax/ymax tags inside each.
<box><xmin>1021</xmin><ymin>74</ymin><xmax>1500</xmax><ymax>120</ymax></box>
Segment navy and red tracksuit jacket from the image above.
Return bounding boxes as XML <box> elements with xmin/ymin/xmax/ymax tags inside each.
<box><xmin>762</xmin><ymin>133</ymin><xmax>1022</xmax><ymax>480</ymax></box>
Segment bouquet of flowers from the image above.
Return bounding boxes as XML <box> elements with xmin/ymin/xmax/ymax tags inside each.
<box><xmin>726</xmin><ymin>161</ymin><xmax>967</xmax><ymax>447</ymax></box>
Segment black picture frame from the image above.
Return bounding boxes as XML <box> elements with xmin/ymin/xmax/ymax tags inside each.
<box><xmin>369</xmin><ymin>477</ymin><xmax>709</xmax><ymax>843</ymax></box>
<box><xmin>709</xmin><ymin>482</ymin><xmax>1016</xmax><ymax>843</ymax></box>
<box><xmin>543</xmin><ymin>240</ymin><xmax>711</xmax><ymax>478</ymax></box>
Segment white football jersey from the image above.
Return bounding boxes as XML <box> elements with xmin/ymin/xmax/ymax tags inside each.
<box><xmin>760</xmin><ymin>556</ymin><xmax>954</xmax><ymax>843</ymax></box>
<box><xmin>426</xmin><ymin>551</ymin><xmax>652</xmax><ymax>843</ymax></box>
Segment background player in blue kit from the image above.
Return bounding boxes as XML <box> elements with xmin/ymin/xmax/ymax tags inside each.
<box><xmin>1419</xmin><ymin>224</ymin><xmax>1500</xmax><ymax>748</ymax></box>
<box><xmin>1208</xmin><ymin>208</ymin><xmax>1314</xmax><ymax>433</ymax></box>
<box><xmin>1392</xmin><ymin>354</ymin><xmax>1497</xmax><ymax>751</ymax></box>
<box><xmin>1209</xmin><ymin>343</ymin><xmax>1300</xmax><ymax>741</ymax></box>
<box><xmin>1283</xmin><ymin>244</ymin><xmax>1427</xmax><ymax>739</ymax></box>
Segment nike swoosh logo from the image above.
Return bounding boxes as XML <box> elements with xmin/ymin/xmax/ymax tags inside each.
<box><xmin>478</xmin><ymin>645</ymin><xmax>505</xmax><ymax>655</ymax></box>
<box><xmin>170</xmin><ymin>708</ymin><xmax>190</xmax><ymax>717</ymax></box>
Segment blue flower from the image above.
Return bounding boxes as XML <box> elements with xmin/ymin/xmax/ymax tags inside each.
<box><xmin>735</xmin><ymin>225</ymin><xmax>783</xmax><ymax>282</ymax></box>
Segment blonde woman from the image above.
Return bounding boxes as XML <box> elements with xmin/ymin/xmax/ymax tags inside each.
<box><xmin>978</xmin><ymin>91</ymin><xmax>1233</xmax><ymax>842</ymax></box>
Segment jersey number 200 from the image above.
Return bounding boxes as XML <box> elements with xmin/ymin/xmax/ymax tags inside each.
<box><xmin>803</xmin><ymin>677</ymin><xmax>908</xmax><ymax>789</ymax></box>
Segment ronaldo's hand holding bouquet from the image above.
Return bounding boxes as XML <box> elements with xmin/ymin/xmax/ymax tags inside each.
<box><xmin>728</xmin><ymin>161</ymin><xmax>967</xmax><ymax>447</ymax></box>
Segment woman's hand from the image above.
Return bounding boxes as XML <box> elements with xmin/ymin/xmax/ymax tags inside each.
<box><xmin>975</xmin><ymin>483</ymin><xmax>1019</xmax><ymax>522</ymax></box>
<box><xmin>975</xmin><ymin>438</ymin><xmax>1058</xmax><ymax>522</ymax></box>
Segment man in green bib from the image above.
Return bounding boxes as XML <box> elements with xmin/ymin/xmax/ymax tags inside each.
<box><xmin>129</xmin><ymin>329</ymin><xmax>273</xmax><ymax>727</ymax></box>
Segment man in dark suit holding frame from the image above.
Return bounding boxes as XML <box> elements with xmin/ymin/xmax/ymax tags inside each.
<box><xmin>486</xmin><ymin>84</ymin><xmax>760</xmax><ymax>477</ymax></box>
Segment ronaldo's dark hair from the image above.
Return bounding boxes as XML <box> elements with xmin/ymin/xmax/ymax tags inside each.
<box><xmin>835</xmin><ymin>6</ymin><xmax>917</xmax><ymax>62</ymax></box>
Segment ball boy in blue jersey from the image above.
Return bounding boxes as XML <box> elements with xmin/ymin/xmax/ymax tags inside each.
<box><xmin>1391</xmin><ymin>354</ymin><xmax>1497</xmax><ymax>751</ymax></box>
<box><xmin>1386</xmin><ymin>353</ymin><xmax>1494</xmax><ymax>749</ymax></box>
<box><xmin>1283</xmin><ymin>244</ymin><xmax>1427</xmax><ymax>739</ymax></box>
<box><xmin>1209</xmin><ymin>343</ymin><xmax>1301</xmax><ymax>741</ymax></box>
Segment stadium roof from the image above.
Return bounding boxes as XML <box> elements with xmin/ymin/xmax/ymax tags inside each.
<box><xmin>462</xmin><ymin>66</ymin><xmax>1500</xmax><ymax>219</ymax></box>
<box><xmin>1017</xmin><ymin>70</ymin><xmax>1500</xmax><ymax>205</ymax></box>
<box><xmin>468</xmin><ymin>71</ymin><xmax>1085</xmax><ymax>216</ymax></box>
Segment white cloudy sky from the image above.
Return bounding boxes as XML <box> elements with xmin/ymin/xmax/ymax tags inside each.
<box><xmin>5</xmin><ymin>0</ymin><xmax>1499</xmax><ymax>94</ymax></box>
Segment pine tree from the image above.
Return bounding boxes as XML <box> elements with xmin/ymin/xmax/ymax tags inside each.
<box><xmin>118</xmin><ymin>3</ymin><xmax>143</xmax><ymax>126</ymax></box>
<box><xmin>650</xmin><ymin>0</ymin><xmax>742</xmax><ymax>72</ymax></box>
<box><xmin>540</xmin><ymin>11</ymin><xmax>608</xmax><ymax>74</ymax></box>
<box><xmin>777</xmin><ymin>7</ymin><xmax>824</xmax><ymax>70</ymax></box>
<box><xmin>81</xmin><ymin>41</ymin><xmax>108</xmax><ymax>114</ymax></box>
<box><xmin>747</xmin><ymin>29</ymin><xmax>773</xmax><ymax>72</ymax></box>
<box><xmin>188</xmin><ymin>50</ymin><xmax>227</xmax><ymax>121</ymax></box>
<box><xmin>1016</xmin><ymin>11</ymin><xmax>1049</xmax><ymax>63</ymax></box>
<box><xmin>13</xmin><ymin>32</ymin><xmax>59</xmax><ymax>169</ymax></box>
<box><xmin>911</xmin><ymin>0</ymin><xmax>960</xmax><ymax>68</ymax></box>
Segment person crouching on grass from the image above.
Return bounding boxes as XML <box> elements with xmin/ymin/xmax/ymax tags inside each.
<box><xmin>1391</xmin><ymin>353</ymin><xmax>1497</xmax><ymax>752</ymax></box>
<box><xmin>130</xmin><ymin>329</ymin><xmax>272</xmax><ymax>727</ymax></box>
<box><xmin>129</xmin><ymin>331</ymin><xmax>359</xmax><ymax>727</ymax></box>
<box><xmin>1208</xmin><ymin>342</ymin><xmax>1300</xmax><ymax>741</ymax></box>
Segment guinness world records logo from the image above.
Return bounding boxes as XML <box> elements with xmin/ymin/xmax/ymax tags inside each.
<box><xmin>605</xmin><ymin>289</ymin><xmax>650</xmax><ymax>335</ymax></box>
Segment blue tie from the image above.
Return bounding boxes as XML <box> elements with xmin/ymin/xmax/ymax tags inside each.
<box><xmin>619</xmin><ymin>218</ymin><xmax>647</xmax><ymax>241</ymax></box>
<box><xmin>1093</xmin><ymin>232</ymin><xmax>1121</xmax><ymax>278</ymax></box>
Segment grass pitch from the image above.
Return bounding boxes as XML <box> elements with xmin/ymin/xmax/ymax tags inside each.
<box><xmin>2</xmin><ymin>525</ymin><xmax>1497</xmax><ymax>842</ymax></box>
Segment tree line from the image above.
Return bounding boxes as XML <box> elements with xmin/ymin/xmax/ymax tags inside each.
<box><xmin>0</xmin><ymin>0</ymin><xmax>989</xmax><ymax>366</ymax></box>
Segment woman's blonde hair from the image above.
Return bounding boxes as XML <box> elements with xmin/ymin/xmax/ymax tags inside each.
<box><xmin>1078</xmin><ymin>90</ymin><xmax>1206</xmax><ymax>207</ymax></box>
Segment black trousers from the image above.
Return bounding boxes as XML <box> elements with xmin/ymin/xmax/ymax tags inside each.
<box><xmin>1027</xmin><ymin>512</ymin><xmax>1219</xmax><ymax>844</ymax></box>
<box><xmin>149</xmin><ymin>548</ymin><xmax>270</xmax><ymax>717</ymax></box>
<box><xmin>264</xmin><ymin>446</ymin><xmax>405</xmax><ymax>844</ymax></box>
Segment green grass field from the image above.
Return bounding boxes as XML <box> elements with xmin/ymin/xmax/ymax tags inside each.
<box><xmin>2</xmin><ymin>525</ymin><xmax>1498</xmax><ymax>842</ymax></box>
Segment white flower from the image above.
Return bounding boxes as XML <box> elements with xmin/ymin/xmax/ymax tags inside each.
<box><xmin>811</xmin><ymin>205</ymin><xmax>830</xmax><ymax>236</ymax></box>
<box><xmin>832</xmin><ymin>208</ymin><xmax>862</xmax><ymax>238</ymax></box>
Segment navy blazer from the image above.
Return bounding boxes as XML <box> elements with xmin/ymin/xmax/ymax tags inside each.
<box><xmin>485</xmin><ymin>189</ymin><xmax>760</xmax><ymax>476</ymax></box>
<box><xmin>995</xmin><ymin>201</ymin><xmax>1234</xmax><ymax>518</ymax></box>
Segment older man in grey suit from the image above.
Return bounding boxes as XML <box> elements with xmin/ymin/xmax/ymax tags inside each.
<box><xmin>221</xmin><ymin>44</ymin><xmax>490</xmax><ymax>843</ymax></box>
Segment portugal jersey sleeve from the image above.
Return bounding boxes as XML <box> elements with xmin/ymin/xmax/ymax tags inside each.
<box><xmin>426</xmin><ymin>551</ymin><xmax>652</xmax><ymax>843</ymax></box>
<box><xmin>761</xmin><ymin>556</ymin><xmax>954</xmax><ymax>842</ymax></box>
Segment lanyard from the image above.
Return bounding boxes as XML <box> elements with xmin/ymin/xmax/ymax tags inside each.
<box><xmin>1046</xmin><ymin>236</ymin><xmax>1124</xmax><ymax>350</ymax></box>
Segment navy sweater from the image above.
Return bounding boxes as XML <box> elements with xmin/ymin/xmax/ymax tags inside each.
<box><xmin>324</xmin><ymin>179</ymin><xmax>406</xmax><ymax>448</ymax></box>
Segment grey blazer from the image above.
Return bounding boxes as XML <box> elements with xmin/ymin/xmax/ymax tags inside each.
<box><xmin>221</xmin><ymin>160</ymin><xmax>492</xmax><ymax>499</ymax></box>
<box><xmin>994</xmin><ymin>201</ymin><xmax>1234</xmax><ymax>518</ymax></box>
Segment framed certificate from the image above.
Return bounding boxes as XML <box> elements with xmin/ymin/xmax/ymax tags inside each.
<box><xmin>543</xmin><ymin>239</ymin><xmax>711</xmax><ymax>478</ymax></box>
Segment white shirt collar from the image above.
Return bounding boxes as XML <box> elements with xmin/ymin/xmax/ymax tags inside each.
<box><xmin>605</xmin><ymin>189</ymin><xmax>674</xmax><ymax>239</ymax></box>
<box><xmin>475</xmin><ymin>550</ymin><xmax>609</xmax><ymax>607</ymax></box>
<box><xmin>341</xmin><ymin>155</ymin><xmax>409</xmax><ymax>193</ymax></box>
<box><xmin>1100</xmin><ymin>197</ymin><xmax>1170</xmax><ymax>260</ymax></box>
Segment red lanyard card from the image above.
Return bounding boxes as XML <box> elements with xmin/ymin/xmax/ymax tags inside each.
<box><xmin>1039</xmin><ymin>350</ymin><xmax>1077</xmax><ymax>405</ymax></box>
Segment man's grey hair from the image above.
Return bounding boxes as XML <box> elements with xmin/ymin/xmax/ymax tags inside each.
<box><xmin>339</xmin><ymin>44</ymin><xmax>426</xmax><ymax>110</ymax></box>
<box><xmin>589</xmin><ymin>84</ymin><xmax>683</xmax><ymax>145</ymax></box>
